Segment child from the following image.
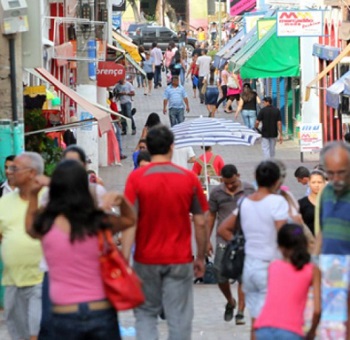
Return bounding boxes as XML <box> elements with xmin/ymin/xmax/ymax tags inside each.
<box><xmin>254</xmin><ymin>223</ymin><xmax>321</xmax><ymax>340</ymax></box>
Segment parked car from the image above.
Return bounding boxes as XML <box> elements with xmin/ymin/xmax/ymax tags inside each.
<box><xmin>126</xmin><ymin>22</ymin><xmax>156</xmax><ymax>38</ymax></box>
<box><xmin>131</xmin><ymin>25</ymin><xmax>197</xmax><ymax>55</ymax></box>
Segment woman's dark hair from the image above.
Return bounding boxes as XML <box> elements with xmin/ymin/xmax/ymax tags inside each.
<box><xmin>174</xmin><ymin>51</ymin><xmax>181</xmax><ymax>63</ymax></box>
<box><xmin>278</xmin><ymin>223</ymin><xmax>310</xmax><ymax>270</ymax></box>
<box><xmin>145</xmin><ymin>113</ymin><xmax>161</xmax><ymax>128</ymax></box>
<box><xmin>33</xmin><ymin>160</ymin><xmax>109</xmax><ymax>241</ymax></box>
<box><xmin>255</xmin><ymin>161</ymin><xmax>280</xmax><ymax>188</ymax></box>
<box><xmin>62</xmin><ymin>145</ymin><xmax>87</xmax><ymax>165</ymax></box>
<box><xmin>241</xmin><ymin>84</ymin><xmax>255</xmax><ymax>103</ymax></box>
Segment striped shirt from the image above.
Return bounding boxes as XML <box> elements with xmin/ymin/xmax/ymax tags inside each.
<box><xmin>164</xmin><ymin>85</ymin><xmax>187</xmax><ymax>109</ymax></box>
<box><xmin>320</xmin><ymin>184</ymin><xmax>350</xmax><ymax>255</ymax></box>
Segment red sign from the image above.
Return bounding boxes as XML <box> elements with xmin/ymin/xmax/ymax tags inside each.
<box><xmin>97</xmin><ymin>62</ymin><xmax>125</xmax><ymax>87</ymax></box>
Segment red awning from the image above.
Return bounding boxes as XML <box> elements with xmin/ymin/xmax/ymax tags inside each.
<box><xmin>35</xmin><ymin>67</ymin><xmax>112</xmax><ymax>134</ymax></box>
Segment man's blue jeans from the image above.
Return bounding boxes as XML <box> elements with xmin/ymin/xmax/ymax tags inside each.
<box><xmin>154</xmin><ymin>65</ymin><xmax>162</xmax><ymax>87</ymax></box>
<box><xmin>120</xmin><ymin>102</ymin><xmax>136</xmax><ymax>133</ymax></box>
<box><xmin>169</xmin><ymin>108</ymin><xmax>185</xmax><ymax>127</ymax></box>
<box><xmin>51</xmin><ymin>303</ymin><xmax>121</xmax><ymax>340</ymax></box>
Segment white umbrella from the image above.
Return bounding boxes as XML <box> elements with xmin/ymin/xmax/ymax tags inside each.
<box><xmin>171</xmin><ymin>117</ymin><xmax>261</xmax><ymax>196</ymax></box>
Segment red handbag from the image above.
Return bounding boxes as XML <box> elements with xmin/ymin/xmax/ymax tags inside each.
<box><xmin>98</xmin><ymin>229</ymin><xmax>145</xmax><ymax>311</ymax></box>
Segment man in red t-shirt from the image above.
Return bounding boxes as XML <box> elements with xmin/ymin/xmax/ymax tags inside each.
<box><xmin>123</xmin><ymin>125</ymin><xmax>208</xmax><ymax>340</ymax></box>
<box><xmin>192</xmin><ymin>146</ymin><xmax>225</xmax><ymax>183</ymax></box>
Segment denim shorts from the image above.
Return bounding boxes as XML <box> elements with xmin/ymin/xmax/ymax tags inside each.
<box><xmin>51</xmin><ymin>302</ymin><xmax>121</xmax><ymax>340</ymax></box>
<box><xmin>256</xmin><ymin>327</ymin><xmax>303</xmax><ymax>340</ymax></box>
<box><xmin>242</xmin><ymin>256</ymin><xmax>270</xmax><ymax>318</ymax></box>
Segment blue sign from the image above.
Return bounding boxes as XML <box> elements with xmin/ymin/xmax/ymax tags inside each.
<box><xmin>112</xmin><ymin>13</ymin><xmax>122</xmax><ymax>29</ymax></box>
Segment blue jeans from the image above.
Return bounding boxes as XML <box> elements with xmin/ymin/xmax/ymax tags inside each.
<box><xmin>154</xmin><ymin>65</ymin><xmax>162</xmax><ymax>87</ymax></box>
<box><xmin>256</xmin><ymin>327</ymin><xmax>303</xmax><ymax>340</ymax></box>
<box><xmin>241</xmin><ymin>109</ymin><xmax>257</xmax><ymax>129</ymax></box>
<box><xmin>114</xmin><ymin>122</ymin><xmax>123</xmax><ymax>155</ymax></box>
<box><xmin>133</xmin><ymin>262</ymin><xmax>193</xmax><ymax>340</ymax></box>
<box><xmin>169</xmin><ymin>108</ymin><xmax>185</xmax><ymax>127</ymax></box>
<box><xmin>38</xmin><ymin>272</ymin><xmax>53</xmax><ymax>340</ymax></box>
<box><xmin>120</xmin><ymin>102</ymin><xmax>136</xmax><ymax>133</ymax></box>
<box><xmin>52</xmin><ymin>303</ymin><xmax>121</xmax><ymax>340</ymax></box>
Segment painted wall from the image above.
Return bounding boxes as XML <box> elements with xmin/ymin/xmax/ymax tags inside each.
<box><xmin>189</xmin><ymin>0</ymin><xmax>208</xmax><ymax>29</ymax></box>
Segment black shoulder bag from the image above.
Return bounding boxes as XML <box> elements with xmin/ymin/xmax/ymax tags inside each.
<box><xmin>221</xmin><ymin>198</ymin><xmax>245</xmax><ymax>281</ymax></box>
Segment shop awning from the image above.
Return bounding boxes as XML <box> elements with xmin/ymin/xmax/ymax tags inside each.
<box><xmin>326</xmin><ymin>70</ymin><xmax>350</xmax><ymax>109</ymax></box>
<box><xmin>34</xmin><ymin>67</ymin><xmax>111</xmax><ymax>134</ymax></box>
<box><xmin>112</xmin><ymin>31</ymin><xmax>141</xmax><ymax>63</ymax></box>
<box><xmin>231</xmin><ymin>24</ymin><xmax>300</xmax><ymax>79</ymax></box>
<box><xmin>312</xmin><ymin>43</ymin><xmax>341</xmax><ymax>61</ymax></box>
<box><xmin>305</xmin><ymin>43</ymin><xmax>350</xmax><ymax>101</ymax></box>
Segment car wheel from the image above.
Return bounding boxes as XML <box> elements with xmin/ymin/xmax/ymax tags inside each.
<box><xmin>185</xmin><ymin>44</ymin><xmax>194</xmax><ymax>58</ymax></box>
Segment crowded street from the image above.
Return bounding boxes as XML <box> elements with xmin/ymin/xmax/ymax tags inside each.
<box><xmin>0</xmin><ymin>79</ymin><xmax>319</xmax><ymax>340</ymax></box>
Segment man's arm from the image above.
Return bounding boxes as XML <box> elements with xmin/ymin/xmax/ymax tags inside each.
<box><xmin>206</xmin><ymin>210</ymin><xmax>216</xmax><ymax>255</ymax></box>
<box><xmin>277</xmin><ymin>121</ymin><xmax>283</xmax><ymax>144</ymax></box>
<box><xmin>163</xmin><ymin>99</ymin><xmax>168</xmax><ymax>114</ymax></box>
<box><xmin>184</xmin><ymin>97</ymin><xmax>190</xmax><ymax>113</ymax></box>
<box><xmin>121</xmin><ymin>225</ymin><xmax>136</xmax><ymax>261</ymax></box>
<box><xmin>255</xmin><ymin>119</ymin><xmax>261</xmax><ymax>129</ymax></box>
<box><xmin>192</xmin><ymin>213</ymin><xmax>207</xmax><ymax>278</ymax></box>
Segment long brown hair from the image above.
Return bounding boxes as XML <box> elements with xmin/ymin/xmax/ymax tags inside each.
<box><xmin>241</xmin><ymin>84</ymin><xmax>255</xmax><ymax>103</ymax></box>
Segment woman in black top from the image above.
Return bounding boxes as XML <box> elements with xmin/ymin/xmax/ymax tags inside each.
<box><xmin>298</xmin><ymin>170</ymin><xmax>326</xmax><ymax>235</ymax></box>
<box><xmin>234</xmin><ymin>83</ymin><xmax>260</xmax><ymax>129</ymax></box>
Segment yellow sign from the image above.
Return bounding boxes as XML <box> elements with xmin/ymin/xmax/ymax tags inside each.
<box><xmin>257</xmin><ymin>19</ymin><xmax>276</xmax><ymax>40</ymax></box>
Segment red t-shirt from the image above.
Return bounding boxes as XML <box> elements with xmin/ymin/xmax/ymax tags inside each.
<box><xmin>124</xmin><ymin>162</ymin><xmax>208</xmax><ymax>264</ymax></box>
<box><xmin>192</xmin><ymin>152</ymin><xmax>224</xmax><ymax>176</ymax></box>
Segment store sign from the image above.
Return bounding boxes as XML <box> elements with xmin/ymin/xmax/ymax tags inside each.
<box><xmin>229</xmin><ymin>0</ymin><xmax>256</xmax><ymax>16</ymax></box>
<box><xmin>300</xmin><ymin>123</ymin><xmax>323</xmax><ymax>152</ymax></box>
<box><xmin>244</xmin><ymin>13</ymin><xmax>264</xmax><ymax>34</ymax></box>
<box><xmin>96</xmin><ymin>62</ymin><xmax>125</xmax><ymax>87</ymax></box>
<box><xmin>112</xmin><ymin>13</ymin><xmax>122</xmax><ymax>29</ymax></box>
<box><xmin>277</xmin><ymin>10</ymin><xmax>323</xmax><ymax>37</ymax></box>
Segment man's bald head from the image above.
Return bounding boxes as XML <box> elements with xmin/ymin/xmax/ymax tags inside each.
<box><xmin>321</xmin><ymin>141</ymin><xmax>350</xmax><ymax>194</ymax></box>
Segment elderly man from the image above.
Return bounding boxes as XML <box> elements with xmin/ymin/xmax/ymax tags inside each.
<box><xmin>163</xmin><ymin>75</ymin><xmax>190</xmax><ymax>127</ymax></box>
<box><xmin>0</xmin><ymin>152</ymin><xmax>44</xmax><ymax>340</ymax></box>
<box><xmin>315</xmin><ymin>141</ymin><xmax>350</xmax><ymax>337</ymax></box>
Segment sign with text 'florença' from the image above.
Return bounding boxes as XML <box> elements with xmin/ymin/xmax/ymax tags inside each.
<box><xmin>97</xmin><ymin>62</ymin><xmax>125</xmax><ymax>87</ymax></box>
<box><xmin>277</xmin><ymin>10</ymin><xmax>323</xmax><ymax>37</ymax></box>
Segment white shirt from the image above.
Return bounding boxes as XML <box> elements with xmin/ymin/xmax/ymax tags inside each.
<box><xmin>151</xmin><ymin>47</ymin><xmax>163</xmax><ymax>66</ymax></box>
<box><xmin>172</xmin><ymin>147</ymin><xmax>195</xmax><ymax>169</ymax></box>
<box><xmin>238</xmin><ymin>194</ymin><xmax>289</xmax><ymax>261</ymax></box>
<box><xmin>196</xmin><ymin>55</ymin><xmax>212</xmax><ymax>77</ymax></box>
<box><xmin>0</xmin><ymin>180</ymin><xmax>15</xmax><ymax>196</ymax></box>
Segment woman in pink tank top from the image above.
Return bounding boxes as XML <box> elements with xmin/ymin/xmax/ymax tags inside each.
<box><xmin>26</xmin><ymin>159</ymin><xmax>136</xmax><ymax>340</ymax></box>
<box><xmin>254</xmin><ymin>223</ymin><xmax>321</xmax><ymax>340</ymax></box>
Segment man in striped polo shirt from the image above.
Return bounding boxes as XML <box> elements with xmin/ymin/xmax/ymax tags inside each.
<box><xmin>317</xmin><ymin>141</ymin><xmax>350</xmax><ymax>336</ymax></box>
<box><xmin>163</xmin><ymin>75</ymin><xmax>190</xmax><ymax>127</ymax></box>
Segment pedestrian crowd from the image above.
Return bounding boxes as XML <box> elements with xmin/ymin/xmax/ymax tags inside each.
<box><xmin>1</xmin><ymin>28</ymin><xmax>350</xmax><ymax>340</ymax></box>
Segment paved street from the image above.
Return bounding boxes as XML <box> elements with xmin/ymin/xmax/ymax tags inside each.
<box><xmin>0</xmin><ymin>76</ymin><xmax>320</xmax><ymax>339</ymax></box>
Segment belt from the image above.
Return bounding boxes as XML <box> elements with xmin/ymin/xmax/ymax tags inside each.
<box><xmin>52</xmin><ymin>300</ymin><xmax>112</xmax><ymax>314</ymax></box>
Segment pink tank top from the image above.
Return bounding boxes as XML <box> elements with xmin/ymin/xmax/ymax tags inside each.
<box><xmin>254</xmin><ymin>260</ymin><xmax>313</xmax><ymax>336</ymax></box>
<box><xmin>42</xmin><ymin>226</ymin><xmax>106</xmax><ymax>305</ymax></box>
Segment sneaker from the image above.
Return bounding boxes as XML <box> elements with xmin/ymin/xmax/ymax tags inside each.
<box><xmin>224</xmin><ymin>302</ymin><xmax>235</xmax><ymax>322</ymax></box>
<box><xmin>235</xmin><ymin>313</ymin><xmax>245</xmax><ymax>325</ymax></box>
<box><xmin>132</xmin><ymin>130</ymin><xmax>136</xmax><ymax>135</ymax></box>
<box><xmin>121</xmin><ymin>131</ymin><xmax>127</xmax><ymax>135</ymax></box>
<box><xmin>120</xmin><ymin>155</ymin><xmax>127</xmax><ymax>160</ymax></box>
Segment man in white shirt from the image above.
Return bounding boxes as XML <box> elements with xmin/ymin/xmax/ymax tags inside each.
<box><xmin>0</xmin><ymin>155</ymin><xmax>16</xmax><ymax>197</ymax></box>
<box><xmin>172</xmin><ymin>147</ymin><xmax>196</xmax><ymax>169</ymax></box>
<box><xmin>150</xmin><ymin>42</ymin><xmax>163</xmax><ymax>89</ymax></box>
<box><xmin>195</xmin><ymin>49</ymin><xmax>212</xmax><ymax>104</ymax></box>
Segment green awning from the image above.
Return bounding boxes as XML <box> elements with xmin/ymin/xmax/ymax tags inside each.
<box><xmin>230</xmin><ymin>25</ymin><xmax>300</xmax><ymax>79</ymax></box>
